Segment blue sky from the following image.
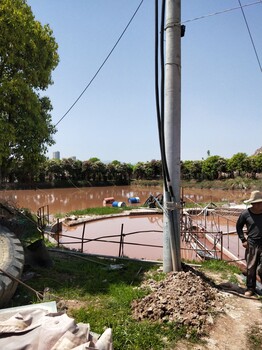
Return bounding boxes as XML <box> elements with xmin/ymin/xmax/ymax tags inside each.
<box><xmin>27</xmin><ymin>0</ymin><xmax>262</xmax><ymax>164</ymax></box>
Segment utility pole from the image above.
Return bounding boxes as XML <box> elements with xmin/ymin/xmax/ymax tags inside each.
<box><xmin>163</xmin><ymin>0</ymin><xmax>182</xmax><ymax>272</ymax></box>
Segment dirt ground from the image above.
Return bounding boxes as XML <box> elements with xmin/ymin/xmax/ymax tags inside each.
<box><xmin>130</xmin><ymin>265</ymin><xmax>262</xmax><ymax>350</ymax></box>
<box><xmin>188</xmin><ymin>270</ymin><xmax>262</xmax><ymax>350</ymax></box>
<box><xmin>176</xmin><ymin>294</ymin><xmax>262</xmax><ymax>350</ymax></box>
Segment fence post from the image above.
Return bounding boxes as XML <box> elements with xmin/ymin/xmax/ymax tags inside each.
<box><xmin>81</xmin><ymin>223</ymin><xmax>86</xmax><ymax>253</ymax></box>
<box><xmin>220</xmin><ymin>231</ymin><xmax>223</xmax><ymax>260</ymax></box>
<box><xmin>47</xmin><ymin>205</ymin><xmax>50</xmax><ymax>225</ymax></box>
<box><xmin>119</xmin><ymin>224</ymin><xmax>124</xmax><ymax>257</ymax></box>
<box><xmin>57</xmin><ymin>226</ymin><xmax>60</xmax><ymax>248</ymax></box>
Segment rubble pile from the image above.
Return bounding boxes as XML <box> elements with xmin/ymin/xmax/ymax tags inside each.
<box><xmin>131</xmin><ymin>269</ymin><xmax>225</xmax><ymax>335</ymax></box>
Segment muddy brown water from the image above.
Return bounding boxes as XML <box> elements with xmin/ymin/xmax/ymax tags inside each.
<box><xmin>0</xmin><ymin>186</ymin><xmax>248</xmax><ymax>215</ymax></box>
<box><xmin>0</xmin><ymin>186</ymin><xmax>248</xmax><ymax>260</ymax></box>
<box><xmin>63</xmin><ymin>214</ymin><xmax>164</xmax><ymax>260</ymax></box>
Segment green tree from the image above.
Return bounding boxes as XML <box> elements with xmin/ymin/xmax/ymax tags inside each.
<box><xmin>92</xmin><ymin>161</ymin><xmax>107</xmax><ymax>182</ymax></box>
<box><xmin>202</xmin><ymin>156</ymin><xmax>222</xmax><ymax>180</ymax></box>
<box><xmin>0</xmin><ymin>0</ymin><xmax>59</xmax><ymax>183</ymax></box>
<box><xmin>145</xmin><ymin>160</ymin><xmax>162</xmax><ymax>180</ymax></box>
<box><xmin>106</xmin><ymin>162</ymin><xmax>117</xmax><ymax>182</ymax></box>
<box><xmin>82</xmin><ymin>159</ymin><xmax>106</xmax><ymax>183</ymax></box>
<box><xmin>253</xmin><ymin>153</ymin><xmax>262</xmax><ymax>173</ymax></box>
<box><xmin>246</xmin><ymin>156</ymin><xmax>257</xmax><ymax>179</ymax></box>
<box><xmin>115</xmin><ymin>162</ymin><xmax>133</xmax><ymax>184</ymax></box>
<box><xmin>133</xmin><ymin>162</ymin><xmax>146</xmax><ymax>180</ymax></box>
<box><xmin>82</xmin><ymin>160</ymin><xmax>93</xmax><ymax>182</ymax></box>
<box><xmin>88</xmin><ymin>157</ymin><xmax>100</xmax><ymax>163</ymax></box>
<box><xmin>216</xmin><ymin>157</ymin><xmax>228</xmax><ymax>179</ymax></box>
<box><xmin>181</xmin><ymin>160</ymin><xmax>203</xmax><ymax>180</ymax></box>
<box><xmin>61</xmin><ymin>158</ymin><xmax>82</xmax><ymax>182</ymax></box>
<box><xmin>181</xmin><ymin>160</ymin><xmax>195</xmax><ymax>180</ymax></box>
<box><xmin>227</xmin><ymin>153</ymin><xmax>248</xmax><ymax>177</ymax></box>
<box><xmin>45</xmin><ymin>159</ymin><xmax>63</xmax><ymax>182</ymax></box>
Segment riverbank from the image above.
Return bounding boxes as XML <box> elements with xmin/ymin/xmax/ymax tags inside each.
<box><xmin>182</xmin><ymin>177</ymin><xmax>262</xmax><ymax>190</ymax></box>
<box><xmin>2</xmin><ymin>177</ymin><xmax>262</xmax><ymax>191</ymax></box>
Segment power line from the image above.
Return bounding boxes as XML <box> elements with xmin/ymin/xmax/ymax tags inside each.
<box><xmin>181</xmin><ymin>0</ymin><xmax>262</xmax><ymax>24</ymax></box>
<box><xmin>181</xmin><ymin>0</ymin><xmax>262</xmax><ymax>73</ymax></box>
<box><xmin>55</xmin><ymin>0</ymin><xmax>144</xmax><ymax>127</ymax></box>
<box><xmin>55</xmin><ymin>0</ymin><xmax>262</xmax><ymax>128</ymax></box>
<box><xmin>238</xmin><ymin>0</ymin><xmax>262</xmax><ymax>72</ymax></box>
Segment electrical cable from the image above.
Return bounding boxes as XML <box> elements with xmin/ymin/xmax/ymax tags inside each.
<box><xmin>55</xmin><ymin>0</ymin><xmax>144</xmax><ymax>127</ymax></box>
<box><xmin>155</xmin><ymin>0</ymin><xmax>168</xmax><ymax>192</ymax></box>
<box><xmin>160</xmin><ymin>0</ymin><xmax>171</xmax><ymax>188</ymax></box>
<box><xmin>238</xmin><ymin>0</ymin><xmax>262</xmax><ymax>72</ymax></box>
<box><xmin>155</xmin><ymin>0</ymin><xmax>174</xmax><ymax>195</ymax></box>
<box><xmin>154</xmin><ymin>0</ymin><xmax>163</xmax><ymax>187</ymax></box>
<box><xmin>181</xmin><ymin>0</ymin><xmax>262</xmax><ymax>24</ymax></box>
<box><xmin>160</xmin><ymin>0</ymin><xmax>174</xmax><ymax>199</ymax></box>
<box><xmin>154</xmin><ymin>0</ymin><xmax>178</xmax><ymax>267</ymax></box>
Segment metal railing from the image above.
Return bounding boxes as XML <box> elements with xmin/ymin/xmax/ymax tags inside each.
<box><xmin>37</xmin><ymin>205</ymin><xmax>50</xmax><ymax>233</ymax></box>
<box><xmin>45</xmin><ymin>208</ymin><xmax>246</xmax><ymax>268</ymax></box>
<box><xmin>51</xmin><ymin>222</ymin><xmax>162</xmax><ymax>258</ymax></box>
<box><xmin>181</xmin><ymin>206</ymin><xmax>246</xmax><ymax>266</ymax></box>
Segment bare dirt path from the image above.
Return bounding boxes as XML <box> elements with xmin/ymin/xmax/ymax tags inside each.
<box><xmin>176</xmin><ymin>293</ymin><xmax>262</xmax><ymax>350</ymax></box>
<box><xmin>204</xmin><ymin>295</ymin><xmax>261</xmax><ymax>350</ymax></box>
<box><xmin>173</xmin><ymin>269</ymin><xmax>262</xmax><ymax>350</ymax></box>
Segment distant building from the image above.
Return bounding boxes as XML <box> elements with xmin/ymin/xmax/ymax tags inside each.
<box><xmin>70</xmin><ymin>156</ymin><xmax>76</xmax><ymax>161</ymax></box>
<box><xmin>53</xmin><ymin>151</ymin><xmax>60</xmax><ymax>160</ymax></box>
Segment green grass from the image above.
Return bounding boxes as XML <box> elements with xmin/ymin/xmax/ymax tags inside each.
<box><xmin>199</xmin><ymin>259</ymin><xmax>242</xmax><ymax>284</ymax></box>
<box><xmin>54</xmin><ymin>205</ymin><xmax>148</xmax><ymax>218</ymax></box>
<box><xmin>12</xmin><ymin>255</ymin><xmax>245</xmax><ymax>349</ymax></box>
<box><xmin>11</xmin><ymin>252</ymin><xmax>204</xmax><ymax>350</ymax></box>
<box><xmin>201</xmin><ymin>259</ymin><xmax>241</xmax><ymax>274</ymax></box>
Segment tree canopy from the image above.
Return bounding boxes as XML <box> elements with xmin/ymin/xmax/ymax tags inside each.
<box><xmin>0</xmin><ymin>0</ymin><xmax>59</xmax><ymax>181</ymax></box>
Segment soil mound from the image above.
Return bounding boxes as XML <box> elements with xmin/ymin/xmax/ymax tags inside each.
<box><xmin>131</xmin><ymin>267</ymin><xmax>224</xmax><ymax>336</ymax></box>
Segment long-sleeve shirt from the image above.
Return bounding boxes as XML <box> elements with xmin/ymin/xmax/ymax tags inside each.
<box><xmin>236</xmin><ymin>209</ymin><xmax>262</xmax><ymax>246</ymax></box>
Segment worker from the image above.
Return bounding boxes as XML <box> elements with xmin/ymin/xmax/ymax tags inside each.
<box><xmin>236</xmin><ymin>190</ymin><xmax>262</xmax><ymax>296</ymax></box>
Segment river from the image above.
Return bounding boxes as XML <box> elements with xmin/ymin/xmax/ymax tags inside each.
<box><xmin>0</xmin><ymin>185</ymin><xmax>248</xmax><ymax>215</ymax></box>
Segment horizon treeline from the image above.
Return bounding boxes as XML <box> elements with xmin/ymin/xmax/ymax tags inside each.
<box><xmin>1</xmin><ymin>152</ymin><xmax>262</xmax><ymax>189</ymax></box>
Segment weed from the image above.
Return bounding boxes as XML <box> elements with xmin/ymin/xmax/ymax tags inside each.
<box><xmin>201</xmin><ymin>259</ymin><xmax>241</xmax><ymax>275</ymax></box>
<box><xmin>247</xmin><ymin>324</ymin><xmax>262</xmax><ymax>350</ymax></box>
